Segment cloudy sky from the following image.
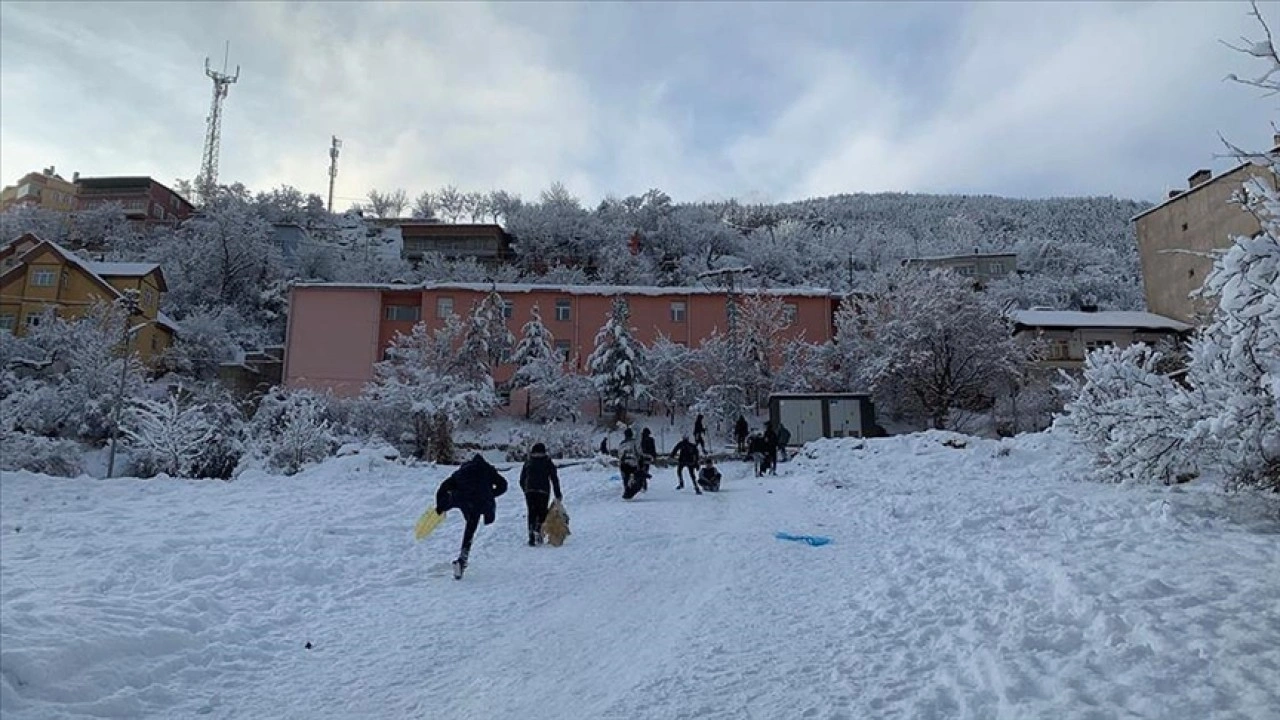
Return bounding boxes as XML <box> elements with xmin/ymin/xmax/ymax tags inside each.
<box><xmin>0</xmin><ymin>1</ymin><xmax>1272</xmax><ymax>208</ymax></box>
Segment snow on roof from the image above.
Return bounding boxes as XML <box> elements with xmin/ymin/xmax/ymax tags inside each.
<box><xmin>903</xmin><ymin>252</ymin><xmax>1017</xmax><ymax>263</ymax></box>
<box><xmin>156</xmin><ymin>312</ymin><xmax>181</xmax><ymax>333</ymax></box>
<box><xmin>86</xmin><ymin>261</ymin><xmax>160</xmax><ymax>277</ymax></box>
<box><xmin>292</xmin><ymin>281</ymin><xmax>836</xmax><ymax>298</ymax></box>
<box><xmin>1010</xmin><ymin>309</ymin><xmax>1191</xmax><ymax>332</ymax></box>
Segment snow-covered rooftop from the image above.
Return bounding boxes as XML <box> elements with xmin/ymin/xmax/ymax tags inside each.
<box><xmin>85</xmin><ymin>261</ymin><xmax>160</xmax><ymax>277</ymax></box>
<box><xmin>903</xmin><ymin>252</ymin><xmax>1017</xmax><ymax>263</ymax></box>
<box><xmin>1010</xmin><ymin>309</ymin><xmax>1191</xmax><ymax>332</ymax></box>
<box><xmin>292</xmin><ymin>281</ymin><xmax>836</xmax><ymax>298</ymax></box>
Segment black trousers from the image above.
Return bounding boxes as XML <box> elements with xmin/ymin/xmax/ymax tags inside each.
<box><xmin>676</xmin><ymin>462</ymin><xmax>697</xmax><ymax>484</ymax></box>
<box><xmin>694</xmin><ymin>432</ymin><xmax>707</xmax><ymax>453</ymax></box>
<box><xmin>525</xmin><ymin>492</ymin><xmax>550</xmax><ymax>539</ymax></box>
<box><xmin>458</xmin><ymin>511</ymin><xmax>481</xmax><ymax>562</ymax></box>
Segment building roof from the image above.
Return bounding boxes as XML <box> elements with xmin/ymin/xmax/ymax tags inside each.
<box><xmin>75</xmin><ymin>176</ymin><xmax>155</xmax><ymax>190</ymax></box>
<box><xmin>291</xmin><ymin>281</ymin><xmax>835</xmax><ymax>298</ymax></box>
<box><xmin>903</xmin><ymin>252</ymin><xmax>1017</xmax><ymax>263</ymax></box>
<box><xmin>86</xmin><ymin>260</ymin><xmax>161</xmax><ymax>277</ymax></box>
<box><xmin>1129</xmin><ymin>148</ymin><xmax>1277</xmax><ymax>223</ymax></box>
<box><xmin>1010</xmin><ymin>309</ymin><xmax>1191</xmax><ymax>332</ymax></box>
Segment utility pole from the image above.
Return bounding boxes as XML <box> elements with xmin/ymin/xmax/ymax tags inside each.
<box><xmin>106</xmin><ymin>291</ymin><xmax>143</xmax><ymax>479</ymax></box>
<box><xmin>196</xmin><ymin>42</ymin><xmax>240</xmax><ymax>205</ymax></box>
<box><xmin>327</xmin><ymin>135</ymin><xmax>342</xmax><ymax>213</ymax></box>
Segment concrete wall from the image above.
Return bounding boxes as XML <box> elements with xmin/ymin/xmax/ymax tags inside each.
<box><xmin>1135</xmin><ymin>163</ymin><xmax>1270</xmax><ymax>324</ymax></box>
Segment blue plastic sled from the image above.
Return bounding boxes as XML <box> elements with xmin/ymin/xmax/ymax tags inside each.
<box><xmin>775</xmin><ymin>532</ymin><xmax>832</xmax><ymax>547</ymax></box>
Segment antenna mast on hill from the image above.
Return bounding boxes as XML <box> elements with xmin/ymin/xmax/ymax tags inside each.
<box><xmin>327</xmin><ymin>136</ymin><xmax>342</xmax><ymax>213</ymax></box>
<box><xmin>196</xmin><ymin>41</ymin><xmax>240</xmax><ymax>205</ymax></box>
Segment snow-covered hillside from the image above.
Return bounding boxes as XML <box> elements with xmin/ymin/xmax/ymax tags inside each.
<box><xmin>2</xmin><ymin>432</ymin><xmax>1278</xmax><ymax>719</ymax></box>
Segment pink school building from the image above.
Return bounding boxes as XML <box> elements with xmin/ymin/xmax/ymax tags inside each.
<box><xmin>283</xmin><ymin>282</ymin><xmax>836</xmax><ymax>398</ymax></box>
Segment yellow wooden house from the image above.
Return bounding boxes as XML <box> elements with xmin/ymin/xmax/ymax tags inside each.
<box><xmin>0</xmin><ymin>233</ymin><xmax>178</xmax><ymax>363</ymax></box>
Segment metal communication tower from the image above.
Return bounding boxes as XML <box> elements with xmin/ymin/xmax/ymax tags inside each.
<box><xmin>327</xmin><ymin>136</ymin><xmax>342</xmax><ymax>213</ymax></box>
<box><xmin>196</xmin><ymin>42</ymin><xmax>240</xmax><ymax>204</ymax></box>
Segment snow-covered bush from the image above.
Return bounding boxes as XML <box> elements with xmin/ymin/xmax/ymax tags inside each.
<box><xmin>0</xmin><ymin>431</ymin><xmax>83</xmax><ymax>477</ymax></box>
<box><xmin>505</xmin><ymin>423</ymin><xmax>596</xmax><ymax>461</ymax></box>
<box><xmin>1055</xmin><ymin>345</ymin><xmax>1194</xmax><ymax>483</ymax></box>
<box><xmin>247</xmin><ymin>387</ymin><xmax>336</xmax><ymax>474</ymax></box>
<box><xmin>646</xmin><ymin>335</ymin><xmax>700</xmax><ymax>420</ymax></box>
<box><xmin>124</xmin><ymin>392</ymin><xmax>220</xmax><ymax>478</ymax></box>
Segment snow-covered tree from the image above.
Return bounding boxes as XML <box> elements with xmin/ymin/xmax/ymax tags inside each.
<box><xmin>834</xmin><ymin>268</ymin><xmax>1031</xmax><ymax>430</ymax></box>
<box><xmin>511</xmin><ymin>305</ymin><xmax>556</xmax><ymax>417</ymax></box>
<box><xmin>733</xmin><ymin>292</ymin><xmax>793</xmax><ymax>405</ymax></box>
<box><xmin>645</xmin><ymin>334</ymin><xmax>699</xmax><ymax>421</ymax></box>
<box><xmin>365</xmin><ymin>318</ymin><xmax>498</xmax><ymax>462</ymax></box>
<box><xmin>248</xmin><ymin>387</ymin><xmax>336</xmax><ymax>475</ymax></box>
<box><xmin>586</xmin><ymin>297</ymin><xmax>650</xmax><ymax>420</ymax></box>
<box><xmin>459</xmin><ymin>289</ymin><xmax>515</xmax><ymax>376</ymax></box>
<box><xmin>1055</xmin><ymin>345</ymin><xmax>1193</xmax><ymax>483</ymax></box>
<box><xmin>124</xmin><ymin>391</ymin><xmax>219</xmax><ymax>478</ymax></box>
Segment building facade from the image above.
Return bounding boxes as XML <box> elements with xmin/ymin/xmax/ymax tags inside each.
<box><xmin>902</xmin><ymin>252</ymin><xmax>1017</xmax><ymax>285</ymax></box>
<box><xmin>398</xmin><ymin>222</ymin><xmax>515</xmax><ymax>266</ymax></box>
<box><xmin>75</xmin><ymin>176</ymin><xmax>194</xmax><ymax>225</ymax></box>
<box><xmin>0</xmin><ymin>234</ymin><xmax>177</xmax><ymax>362</ymax></box>
<box><xmin>284</xmin><ymin>282</ymin><xmax>834</xmax><ymax>398</ymax></box>
<box><xmin>1132</xmin><ymin>138</ymin><xmax>1278</xmax><ymax>324</ymax></box>
<box><xmin>1010</xmin><ymin>309</ymin><xmax>1191</xmax><ymax>370</ymax></box>
<box><xmin>0</xmin><ymin>168</ymin><xmax>80</xmax><ymax>213</ymax></box>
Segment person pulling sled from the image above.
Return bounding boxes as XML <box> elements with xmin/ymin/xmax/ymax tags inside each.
<box><xmin>618</xmin><ymin>428</ymin><xmax>647</xmax><ymax>500</ymax></box>
<box><xmin>519</xmin><ymin>442</ymin><xmax>563</xmax><ymax>547</ymax></box>
<box><xmin>434</xmin><ymin>454</ymin><xmax>508</xmax><ymax>579</ymax></box>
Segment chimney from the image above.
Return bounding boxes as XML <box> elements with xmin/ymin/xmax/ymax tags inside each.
<box><xmin>72</xmin><ymin>171</ymin><xmax>79</xmax><ymax>183</ymax></box>
<box><xmin>1188</xmin><ymin>169</ymin><xmax>1211</xmax><ymax>189</ymax></box>
<box><xmin>1079</xmin><ymin>303</ymin><xmax>1098</xmax><ymax>313</ymax></box>
<box><xmin>43</xmin><ymin>166</ymin><xmax>54</xmax><ymax>176</ymax></box>
<box><xmin>1272</xmin><ymin>132</ymin><xmax>1280</xmax><ymax>149</ymax></box>
<box><xmin>1167</xmin><ymin>189</ymin><xmax>1183</xmax><ymax>199</ymax></box>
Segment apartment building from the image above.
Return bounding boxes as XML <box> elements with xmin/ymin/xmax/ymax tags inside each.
<box><xmin>0</xmin><ymin>168</ymin><xmax>81</xmax><ymax>213</ymax></box>
<box><xmin>75</xmin><ymin>176</ymin><xmax>194</xmax><ymax>225</ymax></box>
<box><xmin>284</xmin><ymin>282</ymin><xmax>834</xmax><ymax>397</ymax></box>
<box><xmin>1132</xmin><ymin>136</ymin><xmax>1278</xmax><ymax>324</ymax></box>
<box><xmin>902</xmin><ymin>251</ymin><xmax>1017</xmax><ymax>285</ymax></box>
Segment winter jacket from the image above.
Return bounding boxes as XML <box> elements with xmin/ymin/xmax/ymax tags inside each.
<box><xmin>618</xmin><ymin>437</ymin><xmax>642</xmax><ymax>469</ymax></box>
<box><xmin>640</xmin><ymin>433</ymin><xmax>657</xmax><ymax>462</ymax></box>
<box><xmin>777</xmin><ymin>425</ymin><xmax>792</xmax><ymax>447</ymax></box>
<box><xmin>436</xmin><ymin>454</ymin><xmax>508</xmax><ymax>523</ymax></box>
<box><xmin>520</xmin><ymin>452</ymin><xmax>563</xmax><ymax>500</ymax></box>
<box><xmin>747</xmin><ymin>434</ymin><xmax>768</xmax><ymax>456</ymax></box>
<box><xmin>671</xmin><ymin>439</ymin><xmax>700</xmax><ymax>466</ymax></box>
<box><xmin>697</xmin><ymin>466</ymin><xmax>722</xmax><ymax>492</ymax></box>
<box><xmin>763</xmin><ymin>427</ymin><xmax>779</xmax><ymax>452</ymax></box>
<box><xmin>734</xmin><ymin>417</ymin><xmax>749</xmax><ymax>440</ymax></box>
<box><xmin>694</xmin><ymin>416</ymin><xmax>706</xmax><ymax>438</ymax></box>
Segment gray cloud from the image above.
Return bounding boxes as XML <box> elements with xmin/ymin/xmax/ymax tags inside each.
<box><xmin>0</xmin><ymin>1</ymin><xmax>1271</xmax><ymax>206</ymax></box>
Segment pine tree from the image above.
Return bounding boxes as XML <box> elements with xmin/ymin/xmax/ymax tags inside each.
<box><xmin>586</xmin><ymin>297</ymin><xmax>651</xmax><ymax>421</ymax></box>
<box><xmin>458</xmin><ymin>289</ymin><xmax>515</xmax><ymax>380</ymax></box>
<box><xmin>511</xmin><ymin>305</ymin><xmax>556</xmax><ymax>417</ymax></box>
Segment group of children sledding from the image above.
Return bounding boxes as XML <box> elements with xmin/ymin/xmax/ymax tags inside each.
<box><xmin>431</xmin><ymin>443</ymin><xmax>567</xmax><ymax>580</ymax></box>
<box><xmin>429</xmin><ymin>413</ymin><xmax>788</xmax><ymax>579</ymax></box>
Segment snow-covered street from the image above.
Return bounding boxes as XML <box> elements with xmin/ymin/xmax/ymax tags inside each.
<box><xmin>3</xmin><ymin>431</ymin><xmax>1278</xmax><ymax>719</ymax></box>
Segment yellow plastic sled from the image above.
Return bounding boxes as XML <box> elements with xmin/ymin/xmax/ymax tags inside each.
<box><xmin>414</xmin><ymin>508</ymin><xmax>445</xmax><ymax>541</ymax></box>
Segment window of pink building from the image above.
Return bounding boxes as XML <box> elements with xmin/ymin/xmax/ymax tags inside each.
<box><xmin>670</xmin><ymin>300</ymin><xmax>686</xmax><ymax>323</ymax></box>
<box><xmin>436</xmin><ymin>297</ymin><xmax>454</xmax><ymax>318</ymax></box>
<box><xmin>783</xmin><ymin>303</ymin><xmax>798</xmax><ymax>325</ymax></box>
<box><xmin>554</xmin><ymin>298</ymin><xmax>571</xmax><ymax>322</ymax></box>
<box><xmin>384</xmin><ymin>305</ymin><xmax>420</xmax><ymax>322</ymax></box>
<box><xmin>554</xmin><ymin>340</ymin><xmax>571</xmax><ymax>360</ymax></box>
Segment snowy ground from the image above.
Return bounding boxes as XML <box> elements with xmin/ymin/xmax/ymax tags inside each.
<box><xmin>2</xmin><ymin>431</ymin><xmax>1278</xmax><ymax>719</ymax></box>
